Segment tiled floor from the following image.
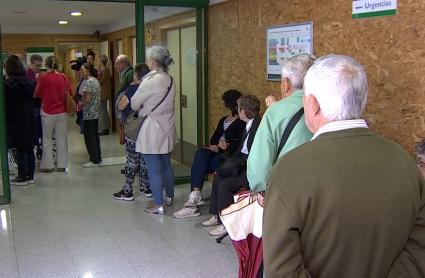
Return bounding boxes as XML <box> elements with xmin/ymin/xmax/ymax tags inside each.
<box><xmin>0</xmin><ymin>120</ymin><xmax>238</xmax><ymax>278</ymax></box>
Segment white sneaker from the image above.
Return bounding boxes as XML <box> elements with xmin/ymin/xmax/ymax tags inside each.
<box><xmin>82</xmin><ymin>161</ymin><xmax>101</xmax><ymax>168</ymax></box>
<box><xmin>209</xmin><ymin>224</ymin><xmax>227</xmax><ymax>237</ymax></box>
<box><xmin>144</xmin><ymin>205</ymin><xmax>164</xmax><ymax>215</ymax></box>
<box><xmin>173</xmin><ymin>207</ymin><xmax>201</xmax><ymax>219</ymax></box>
<box><xmin>202</xmin><ymin>215</ymin><xmax>218</xmax><ymax>227</ymax></box>
<box><xmin>184</xmin><ymin>191</ymin><xmax>204</xmax><ymax>207</ymax></box>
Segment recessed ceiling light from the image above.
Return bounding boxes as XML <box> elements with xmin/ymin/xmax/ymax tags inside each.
<box><xmin>58</xmin><ymin>20</ymin><xmax>69</xmax><ymax>25</ymax></box>
<box><xmin>70</xmin><ymin>11</ymin><xmax>82</xmax><ymax>16</ymax></box>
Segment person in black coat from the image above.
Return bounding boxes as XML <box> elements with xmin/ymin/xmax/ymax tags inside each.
<box><xmin>173</xmin><ymin>90</ymin><xmax>246</xmax><ymax>219</ymax></box>
<box><xmin>4</xmin><ymin>55</ymin><xmax>36</xmax><ymax>186</ymax></box>
<box><xmin>204</xmin><ymin>94</ymin><xmax>261</xmax><ymax>237</ymax></box>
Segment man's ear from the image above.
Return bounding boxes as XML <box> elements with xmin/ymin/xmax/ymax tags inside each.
<box><xmin>281</xmin><ymin>78</ymin><xmax>292</xmax><ymax>98</ymax></box>
<box><xmin>309</xmin><ymin>94</ymin><xmax>321</xmax><ymax>116</ymax></box>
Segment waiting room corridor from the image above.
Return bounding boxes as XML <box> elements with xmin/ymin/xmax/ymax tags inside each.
<box><xmin>0</xmin><ymin>119</ymin><xmax>238</xmax><ymax>278</ymax></box>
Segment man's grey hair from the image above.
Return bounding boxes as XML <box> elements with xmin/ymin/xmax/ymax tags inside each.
<box><xmin>304</xmin><ymin>54</ymin><xmax>368</xmax><ymax>121</ymax></box>
<box><xmin>281</xmin><ymin>54</ymin><xmax>316</xmax><ymax>90</ymax></box>
<box><xmin>146</xmin><ymin>45</ymin><xmax>174</xmax><ymax>72</ymax></box>
<box><xmin>116</xmin><ymin>54</ymin><xmax>131</xmax><ymax>66</ymax></box>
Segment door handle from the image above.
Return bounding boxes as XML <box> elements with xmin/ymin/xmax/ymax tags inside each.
<box><xmin>180</xmin><ymin>94</ymin><xmax>188</xmax><ymax>108</ymax></box>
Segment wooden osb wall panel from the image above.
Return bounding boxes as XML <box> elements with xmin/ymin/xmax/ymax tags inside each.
<box><xmin>209</xmin><ymin>0</ymin><xmax>425</xmax><ymax>153</ymax></box>
<box><xmin>3</xmin><ymin>34</ymin><xmax>99</xmax><ymax>56</ymax></box>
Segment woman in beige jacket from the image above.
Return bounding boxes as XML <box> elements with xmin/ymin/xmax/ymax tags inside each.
<box><xmin>131</xmin><ymin>45</ymin><xmax>177</xmax><ymax>214</ymax></box>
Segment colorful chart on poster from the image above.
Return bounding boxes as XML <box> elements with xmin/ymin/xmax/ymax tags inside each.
<box><xmin>266</xmin><ymin>22</ymin><xmax>313</xmax><ymax>81</ymax></box>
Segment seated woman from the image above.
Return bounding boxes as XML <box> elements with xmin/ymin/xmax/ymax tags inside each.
<box><xmin>202</xmin><ymin>95</ymin><xmax>261</xmax><ymax>237</ymax></box>
<box><xmin>173</xmin><ymin>90</ymin><xmax>246</xmax><ymax>219</ymax></box>
<box><xmin>113</xmin><ymin>63</ymin><xmax>152</xmax><ymax>201</ymax></box>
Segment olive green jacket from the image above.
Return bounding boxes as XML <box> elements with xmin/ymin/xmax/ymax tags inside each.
<box><xmin>264</xmin><ymin>128</ymin><xmax>425</xmax><ymax>278</ymax></box>
<box><xmin>116</xmin><ymin>66</ymin><xmax>134</xmax><ymax>95</ymax></box>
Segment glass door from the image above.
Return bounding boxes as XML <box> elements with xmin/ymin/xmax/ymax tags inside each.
<box><xmin>0</xmin><ymin>25</ymin><xmax>11</xmax><ymax>204</ymax></box>
<box><xmin>167</xmin><ymin>25</ymin><xmax>198</xmax><ymax>166</ymax></box>
<box><xmin>140</xmin><ymin>4</ymin><xmax>207</xmax><ymax>182</ymax></box>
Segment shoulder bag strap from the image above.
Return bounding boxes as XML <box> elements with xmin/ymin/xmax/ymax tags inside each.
<box><xmin>149</xmin><ymin>76</ymin><xmax>173</xmax><ymax>114</ymax></box>
<box><xmin>276</xmin><ymin>107</ymin><xmax>304</xmax><ymax>156</ymax></box>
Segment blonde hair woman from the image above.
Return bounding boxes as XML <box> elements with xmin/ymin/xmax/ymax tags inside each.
<box><xmin>34</xmin><ymin>56</ymin><xmax>72</xmax><ymax>172</ymax></box>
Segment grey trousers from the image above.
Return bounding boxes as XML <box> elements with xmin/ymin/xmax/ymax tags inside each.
<box><xmin>98</xmin><ymin>100</ymin><xmax>110</xmax><ymax>131</ymax></box>
<box><xmin>41</xmin><ymin>113</ymin><xmax>68</xmax><ymax>169</ymax></box>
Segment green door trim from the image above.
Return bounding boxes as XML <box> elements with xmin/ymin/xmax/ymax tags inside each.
<box><xmin>135</xmin><ymin>0</ymin><xmax>209</xmax><ymax>183</ymax></box>
<box><xmin>0</xmin><ymin>26</ymin><xmax>11</xmax><ymax>204</ymax></box>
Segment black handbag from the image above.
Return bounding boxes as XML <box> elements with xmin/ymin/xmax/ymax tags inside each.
<box><xmin>124</xmin><ymin>76</ymin><xmax>173</xmax><ymax>141</ymax></box>
<box><xmin>216</xmin><ymin>156</ymin><xmax>247</xmax><ymax>178</ymax></box>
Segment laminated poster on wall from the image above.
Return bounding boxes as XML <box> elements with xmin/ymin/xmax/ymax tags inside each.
<box><xmin>266</xmin><ymin>22</ymin><xmax>313</xmax><ymax>81</ymax></box>
<box><xmin>352</xmin><ymin>0</ymin><xmax>397</xmax><ymax>19</ymax></box>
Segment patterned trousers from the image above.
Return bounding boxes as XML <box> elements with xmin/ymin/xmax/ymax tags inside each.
<box><xmin>123</xmin><ymin>138</ymin><xmax>150</xmax><ymax>193</ymax></box>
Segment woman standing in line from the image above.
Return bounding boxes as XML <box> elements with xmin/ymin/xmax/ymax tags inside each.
<box><xmin>98</xmin><ymin>54</ymin><xmax>112</xmax><ymax>135</ymax></box>
<box><xmin>113</xmin><ymin>63</ymin><xmax>152</xmax><ymax>201</ymax></box>
<box><xmin>80</xmin><ymin>63</ymin><xmax>102</xmax><ymax>167</ymax></box>
<box><xmin>131</xmin><ymin>46</ymin><xmax>177</xmax><ymax>215</ymax></box>
<box><xmin>35</xmin><ymin>56</ymin><xmax>72</xmax><ymax>172</ymax></box>
<box><xmin>4</xmin><ymin>55</ymin><xmax>36</xmax><ymax>185</ymax></box>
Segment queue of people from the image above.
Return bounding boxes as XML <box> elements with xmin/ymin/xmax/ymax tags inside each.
<box><xmin>3</xmin><ymin>46</ymin><xmax>424</xmax><ymax>277</ymax></box>
<box><xmin>88</xmin><ymin>47</ymin><xmax>425</xmax><ymax>276</ymax></box>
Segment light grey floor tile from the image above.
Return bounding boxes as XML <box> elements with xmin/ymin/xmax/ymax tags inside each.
<box><xmin>72</xmin><ymin>251</ymin><xmax>135</xmax><ymax>276</ymax></box>
<box><xmin>0</xmin><ymin>266</ymin><xmax>20</xmax><ymax>278</ymax></box>
<box><xmin>134</xmin><ymin>258</ymin><xmax>201</xmax><ymax>278</ymax></box>
<box><xmin>187</xmin><ymin>250</ymin><xmax>239</xmax><ymax>278</ymax></box>
<box><xmin>17</xmin><ymin>255</ymin><xmax>77</xmax><ymax>278</ymax></box>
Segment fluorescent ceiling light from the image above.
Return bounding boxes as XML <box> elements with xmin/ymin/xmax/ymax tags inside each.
<box><xmin>70</xmin><ymin>11</ymin><xmax>82</xmax><ymax>16</ymax></box>
<box><xmin>58</xmin><ymin>20</ymin><xmax>69</xmax><ymax>25</ymax></box>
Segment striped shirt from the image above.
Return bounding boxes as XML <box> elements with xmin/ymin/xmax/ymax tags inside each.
<box><xmin>312</xmin><ymin>119</ymin><xmax>368</xmax><ymax>140</ymax></box>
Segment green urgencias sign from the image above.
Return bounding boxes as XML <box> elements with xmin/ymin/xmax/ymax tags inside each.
<box><xmin>352</xmin><ymin>0</ymin><xmax>397</xmax><ymax>19</ymax></box>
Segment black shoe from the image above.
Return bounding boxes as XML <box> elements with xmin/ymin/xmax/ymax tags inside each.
<box><xmin>99</xmin><ymin>129</ymin><xmax>110</xmax><ymax>136</ymax></box>
<box><xmin>113</xmin><ymin>190</ymin><xmax>134</xmax><ymax>201</ymax></box>
<box><xmin>11</xmin><ymin>177</ymin><xmax>28</xmax><ymax>186</ymax></box>
<box><xmin>140</xmin><ymin>187</ymin><xmax>152</xmax><ymax>198</ymax></box>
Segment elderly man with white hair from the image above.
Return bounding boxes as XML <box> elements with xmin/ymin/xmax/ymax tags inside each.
<box><xmin>247</xmin><ymin>53</ymin><xmax>315</xmax><ymax>193</ymax></box>
<box><xmin>114</xmin><ymin>54</ymin><xmax>134</xmax><ymax>96</ymax></box>
<box><xmin>263</xmin><ymin>54</ymin><xmax>425</xmax><ymax>277</ymax></box>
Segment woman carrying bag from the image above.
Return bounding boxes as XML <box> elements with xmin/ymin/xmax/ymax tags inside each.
<box><xmin>131</xmin><ymin>46</ymin><xmax>177</xmax><ymax>215</ymax></box>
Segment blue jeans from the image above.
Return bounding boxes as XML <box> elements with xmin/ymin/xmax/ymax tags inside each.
<box><xmin>142</xmin><ymin>153</ymin><xmax>174</xmax><ymax>206</ymax></box>
<box><xmin>16</xmin><ymin>150</ymin><xmax>35</xmax><ymax>180</ymax></box>
<box><xmin>190</xmin><ymin>148</ymin><xmax>223</xmax><ymax>191</ymax></box>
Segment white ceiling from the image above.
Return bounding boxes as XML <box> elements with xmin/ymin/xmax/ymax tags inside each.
<box><xmin>0</xmin><ymin>0</ymin><xmax>225</xmax><ymax>34</ymax></box>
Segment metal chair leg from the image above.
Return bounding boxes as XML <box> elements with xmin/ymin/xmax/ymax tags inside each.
<box><xmin>216</xmin><ymin>232</ymin><xmax>228</xmax><ymax>243</ymax></box>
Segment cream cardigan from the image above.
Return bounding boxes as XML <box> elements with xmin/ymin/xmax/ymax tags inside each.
<box><xmin>131</xmin><ymin>69</ymin><xmax>177</xmax><ymax>154</ymax></box>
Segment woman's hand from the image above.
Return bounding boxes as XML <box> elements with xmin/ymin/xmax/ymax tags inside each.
<box><xmin>118</xmin><ymin>95</ymin><xmax>129</xmax><ymax>111</ymax></box>
<box><xmin>218</xmin><ymin>139</ymin><xmax>229</xmax><ymax>151</ymax></box>
<box><xmin>265</xmin><ymin>95</ymin><xmax>278</xmax><ymax>107</ymax></box>
<box><xmin>204</xmin><ymin>145</ymin><xmax>219</xmax><ymax>153</ymax></box>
